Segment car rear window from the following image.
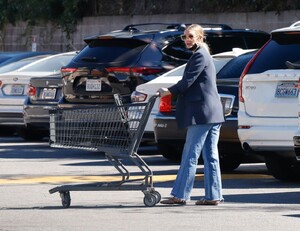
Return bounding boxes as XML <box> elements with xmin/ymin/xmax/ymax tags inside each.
<box><xmin>217</xmin><ymin>52</ymin><xmax>256</xmax><ymax>79</ymax></box>
<box><xmin>19</xmin><ymin>54</ymin><xmax>75</xmax><ymax>72</ymax></box>
<box><xmin>74</xmin><ymin>39</ymin><xmax>148</xmax><ymax>63</ymax></box>
<box><xmin>247</xmin><ymin>32</ymin><xmax>300</xmax><ymax>74</ymax></box>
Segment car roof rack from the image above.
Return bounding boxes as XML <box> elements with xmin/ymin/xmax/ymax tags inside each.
<box><xmin>200</xmin><ymin>23</ymin><xmax>232</xmax><ymax>30</ymax></box>
<box><xmin>123</xmin><ymin>23</ymin><xmax>186</xmax><ymax>32</ymax></box>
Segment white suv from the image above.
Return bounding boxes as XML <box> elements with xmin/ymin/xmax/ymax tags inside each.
<box><xmin>238</xmin><ymin>22</ymin><xmax>300</xmax><ymax>181</ymax></box>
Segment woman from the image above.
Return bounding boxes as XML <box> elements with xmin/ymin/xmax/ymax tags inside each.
<box><xmin>158</xmin><ymin>24</ymin><xmax>224</xmax><ymax>205</ymax></box>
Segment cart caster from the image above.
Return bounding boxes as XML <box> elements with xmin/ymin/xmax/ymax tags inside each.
<box><xmin>151</xmin><ymin>191</ymin><xmax>161</xmax><ymax>204</ymax></box>
<box><xmin>60</xmin><ymin>191</ymin><xmax>71</xmax><ymax>208</ymax></box>
<box><xmin>143</xmin><ymin>194</ymin><xmax>157</xmax><ymax>207</ymax></box>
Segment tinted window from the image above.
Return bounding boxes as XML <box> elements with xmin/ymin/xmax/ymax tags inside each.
<box><xmin>207</xmin><ymin>36</ymin><xmax>246</xmax><ymax>54</ymax></box>
<box><xmin>162</xmin><ymin>32</ymin><xmax>269</xmax><ymax>60</ymax></box>
<box><xmin>217</xmin><ymin>52</ymin><xmax>256</xmax><ymax>79</ymax></box>
<box><xmin>75</xmin><ymin>39</ymin><xmax>148</xmax><ymax>63</ymax></box>
<box><xmin>247</xmin><ymin>33</ymin><xmax>300</xmax><ymax>74</ymax></box>
<box><xmin>161</xmin><ymin>39</ymin><xmax>193</xmax><ymax>61</ymax></box>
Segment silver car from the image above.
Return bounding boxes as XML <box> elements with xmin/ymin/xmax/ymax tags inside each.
<box><xmin>0</xmin><ymin>51</ymin><xmax>77</xmax><ymax>140</ymax></box>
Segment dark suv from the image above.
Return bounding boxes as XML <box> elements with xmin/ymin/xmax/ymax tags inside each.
<box><xmin>58</xmin><ymin>23</ymin><xmax>187</xmax><ymax>107</ymax></box>
<box><xmin>162</xmin><ymin>24</ymin><xmax>269</xmax><ymax>61</ymax></box>
<box><xmin>58</xmin><ymin>23</ymin><xmax>269</xmax><ymax>107</ymax></box>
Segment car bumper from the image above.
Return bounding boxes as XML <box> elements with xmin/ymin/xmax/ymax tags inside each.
<box><xmin>23</xmin><ymin>104</ymin><xmax>57</xmax><ymax>128</ymax></box>
<box><xmin>153</xmin><ymin>116</ymin><xmax>239</xmax><ymax>142</ymax></box>
<box><xmin>238</xmin><ymin>125</ymin><xmax>297</xmax><ymax>152</ymax></box>
<box><xmin>154</xmin><ymin>115</ymin><xmax>243</xmax><ymax>154</ymax></box>
<box><xmin>0</xmin><ymin>106</ymin><xmax>24</xmax><ymax>126</ymax></box>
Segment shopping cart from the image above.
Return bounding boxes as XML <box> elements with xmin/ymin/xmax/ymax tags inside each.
<box><xmin>48</xmin><ymin>94</ymin><xmax>161</xmax><ymax>207</ymax></box>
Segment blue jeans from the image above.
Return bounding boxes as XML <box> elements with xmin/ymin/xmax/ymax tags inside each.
<box><xmin>171</xmin><ymin>123</ymin><xmax>223</xmax><ymax>201</ymax></box>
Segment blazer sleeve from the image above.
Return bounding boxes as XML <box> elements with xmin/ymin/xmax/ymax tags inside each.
<box><xmin>168</xmin><ymin>51</ymin><xmax>205</xmax><ymax>95</ymax></box>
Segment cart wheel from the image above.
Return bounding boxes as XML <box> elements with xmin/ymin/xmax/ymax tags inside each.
<box><xmin>151</xmin><ymin>191</ymin><xmax>161</xmax><ymax>204</ymax></box>
<box><xmin>60</xmin><ymin>191</ymin><xmax>71</xmax><ymax>208</ymax></box>
<box><xmin>143</xmin><ymin>194</ymin><xmax>156</xmax><ymax>207</ymax></box>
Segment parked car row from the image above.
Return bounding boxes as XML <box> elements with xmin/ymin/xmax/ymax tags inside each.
<box><xmin>0</xmin><ymin>51</ymin><xmax>77</xmax><ymax>139</ymax></box>
<box><xmin>0</xmin><ymin>23</ymin><xmax>277</xmax><ymax>176</ymax></box>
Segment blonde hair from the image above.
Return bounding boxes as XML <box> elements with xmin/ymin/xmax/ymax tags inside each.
<box><xmin>185</xmin><ymin>24</ymin><xmax>210</xmax><ymax>53</ymax></box>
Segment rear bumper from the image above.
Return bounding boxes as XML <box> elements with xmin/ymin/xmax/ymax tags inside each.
<box><xmin>23</xmin><ymin>104</ymin><xmax>57</xmax><ymax>128</ymax></box>
<box><xmin>238</xmin><ymin>125</ymin><xmax>297</xmax><ymax>152</ymax></box>
<box><xmin>0</xmin><ymin>104</ymin><xmax>24</xmax><ymax>126</ymax></box>
<box><xmin>0</xmin><ymin>113</ymin><xmax>24</xmax><ymax>126</ymax></box>
<box><xmin>153</xmin><ymin>116</ymin><xmax>239</xmax><ymax>142</ymax></box>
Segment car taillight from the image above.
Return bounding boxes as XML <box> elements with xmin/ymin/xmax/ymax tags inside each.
<box><xmin>159</xmin><ymin>94</ymin><xmax>172</xmax><ymax>112</ymax></box>
<box><xmin>61</xmin><ymin>67</ymin><xmax>78</xmax><ymax>77</ymax></box>
<box><xmin>238</xmin><ymin>40</ymin><xmax>270</xmax><ymax>103</ymax></box>
<box><xmin>106</xmin><ymin>67</ymin><xmax>163</xmax><ymax>76</ymax></box>
<box><xmin>27</xmin><ymin>85</ymin><xmax>36</xmax><ymax>96</ymax></box>
<box><xmin>131</xmin><ymin>91</ymin><xmax>147</xmax><ymax>102</ymax></box>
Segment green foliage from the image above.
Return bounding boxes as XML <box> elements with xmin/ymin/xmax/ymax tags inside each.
<box><xmin>0</xmin><ymin>0</ymin><xmax>299</xmax><ymax>45</ymax></box>
<box><xmin>0</xmin><ymin>0</ymin><xmax>88</xmax><ymax>44</ymax></box>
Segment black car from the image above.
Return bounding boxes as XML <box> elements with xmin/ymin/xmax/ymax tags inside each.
<box><xmin>153</xmin><ymin>50</ymin><xmax>258</xmax><ymax>171</ymax></box>
<box><xmin>58</xmin><ymin>23</ymin><xmax>187</xmax><ymax>107</ymax></box>
<box><xmin>58</xmin><ymin>23</ymin><xmax>269</xmax><ymax>108</ymax></box>
<box><xmin>23</xmin><ymin>74</ymin><xmax>63</xmax><ymax>139</ymax></box>
<box><xmin>162</xmin><ymin>24</ymin><xmax>269</xmax><ymax>60</ymax></box>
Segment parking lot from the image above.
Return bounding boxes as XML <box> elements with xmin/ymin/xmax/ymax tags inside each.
<box><xmin>0</xmin><ymin>135</ymin><xmax>300</xmax><ymax>231</ymax></box>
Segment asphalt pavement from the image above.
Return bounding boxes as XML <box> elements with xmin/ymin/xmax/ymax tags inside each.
<box><xmin>0</xmin><ymin>137</ymin><xmax>300</xmax><ymax>231</ymax></box>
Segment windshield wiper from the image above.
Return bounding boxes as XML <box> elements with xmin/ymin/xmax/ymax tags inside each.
<box><xmin>286</xmin><ymin>61</ymin><xmax>300</xmax><ymax>69</ymax></box>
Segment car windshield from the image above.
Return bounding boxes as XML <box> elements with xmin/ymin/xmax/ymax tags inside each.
<box><xmin>0</xmin><ymin>55</ymin><xmax>49</xmax><ymax>74</ymax></box>
<box><xmin>18</xmin><ymin>54</ymin><xmax>75</xmax><ymax>72</ymax></box>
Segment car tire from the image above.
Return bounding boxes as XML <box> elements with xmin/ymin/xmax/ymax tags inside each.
<box><xmin>265</xmin><ymin>156</ymin><xmax>300</xmax><ymax>181</ymax></box>
<box><xmin>157</xmin><ymin>142</ymin><xmax>182</xmax><ymax>161</ymax></box>
<box><xmin>219</xmin><ymin>151</ymin><xmax>242</xmax><ymax>172</ymax></box>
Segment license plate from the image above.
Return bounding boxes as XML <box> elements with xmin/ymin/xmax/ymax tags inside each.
<box><xmin>275</xmin><ymin>82</ymin><xmax>299</xmax><ymax>98</ymax></box>
<box><xmin>86</xmin><ymin>79</ymin><xmax>102</xmax><ymax>91</ymax></box>
<box><xmin>10</xmin><ymin>85</ymin><xmax>24</xmax><ymax>95</ymax></box>
<box><xmin>42</xmin><ymin>88</ymin><xmax>56</xmax><ymax>99</ymax></box>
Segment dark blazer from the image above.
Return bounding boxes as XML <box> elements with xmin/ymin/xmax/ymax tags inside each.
<box><xmin>168</xmin><ymin>46</ymin><xmax>225</xmax><ymax>129</ymax></box>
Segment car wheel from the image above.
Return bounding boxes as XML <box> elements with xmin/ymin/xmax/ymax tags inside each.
<box><xmin>219</xmin><ymin>151</ymin><xmax>242</xmax><ymax>172</ymax></box>
<box><xmin>157</xmin><ymin>142</ymin><xmax>182</xmax><ymax>161</ymax></box>
<box><xmin>17</xmin><ymin>127</ymin><xmax>48</xmax><ymax>141</ymax></box>
<box><xmin>265</xmin><ymin>156</ymin><xmax>300</xmax><ymax>181</ymax></box>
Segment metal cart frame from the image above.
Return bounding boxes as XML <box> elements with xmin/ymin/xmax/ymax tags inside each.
<box><xmin>48</xmin><ymin>94</ymin><xmax>160</xmax><ymax>207</ymax></box>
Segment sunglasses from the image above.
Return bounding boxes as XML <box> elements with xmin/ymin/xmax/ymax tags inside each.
<box><xmin>181</xmin><ymin>34</ymin><xmax>194</xmax><ymax>41</ymax></box>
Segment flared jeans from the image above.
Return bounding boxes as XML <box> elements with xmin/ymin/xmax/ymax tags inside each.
<box><xmin>170</xmin><ymin>123</ymin><xmax>223</xmax><ymax>201</ymax></box>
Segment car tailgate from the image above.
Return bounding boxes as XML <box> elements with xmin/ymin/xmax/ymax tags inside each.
<box><xmin>242</xmin><ymin>70</ymin><xmax>300</xmax><ymax>117</ymax></box>
<box><xmin>29</xmin><ymin>76</ymin><xmax>62</xmax><ymax>103</ymax></box>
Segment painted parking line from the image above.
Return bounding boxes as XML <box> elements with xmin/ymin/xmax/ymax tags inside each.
<box><xmin>0</xmin><ymin>173</ymin><xmax>273</xmax><ymax>185</ymax></box>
